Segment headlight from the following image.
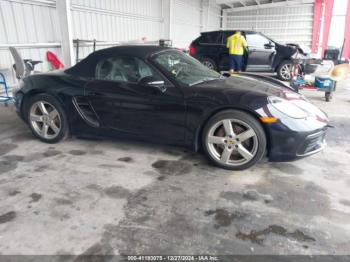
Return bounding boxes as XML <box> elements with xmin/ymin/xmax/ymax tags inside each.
<box><xmin>268</xmin><ymin>96</ymin><xmax>307</xmax><ymax>119</ymax></box>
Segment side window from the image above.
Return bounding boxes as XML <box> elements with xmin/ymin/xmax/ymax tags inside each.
<box><xmin>245</xmin><ymin>33</ymin><xmax>270</xmax><ymax>49</ymax></box>
<box><xmin>222</xmin><ymin>31</ymin><xmax>235</xmax><ymax>45</ymax></box>
<box><xmin>199</xmin><ymin>32</ymin><xmax>222</xmax><ymax>44</ymax></box>
<box><xmin>95</xmin><ymin>56</ymin><xmax>162</xmax><ymax>83</ymax></box>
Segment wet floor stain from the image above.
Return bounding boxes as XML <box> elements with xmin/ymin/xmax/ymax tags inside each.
<box><xmin>68</xmin><ymin>150</ymin><xmax>86</xmax><ymax>156</ymax></box>
<box><xmin>104</xmin><ymin>186</ymin><xmax>130</xmax><ymax>199</ymax></box>
<box><xmin>247</xmin><ymin>177</ymin><xmax>330</xmax><ymax>216</ymax></box>
<box><xmin>0</xmin><ymin>143</ymin><xmax>18</xmax><ymax>156</ymax></box>
<box><xmin>8</xmin><ymin>190</ymin><xmax>21</xmax><ymax>196</ymax></box>
<box><xmin>205</xmin><ymin>209</ymin><xmax>247</xmax><ymax>228</ymax></box>
<box><xmin>152</xmin><ymin>159</ymin><xmax>192</xmax><ymax>176</ymax></box>
<box><xmin>0</xmin><ymin>211</ymin><xmax>16</xmax><ymax>224</ymax></box>
<box><xmin>117</xmin><ymin>157</ymin><xmax>134</xmax><ymax>163</ymax></box>
<box><xmin>220</xmin><ymin>190</ymin><xmax>273</xmax><ymax>204</ymax></box>
<box><xmin>54</xmin><ymin>198</ymin><xmax>73</xmax><ymax>206</ymax></box>
<box><xmin>30</xmin><ymin>193</ymin><xmax>42</xmax><ymax>203</ymax></box>
<box><xmin>75</xmin><ymin>241</ymin><xmax>114</xmax><ymax>258</ymax></box>
<box><xmin>236</xmin><ymin>225</ymin><xmax>316</xmax><ymax>245</ymax></box>
<box><xmin>99</xmin><ymin>164</ymin><xmax>124</xmax><ymax>169</ymax></box>
<box><xmin>0</xmin><ymin>160</ymin><xmax>18</xmax><ymax>175</ymax></box>
<box><xmin>43</xmin><ymin>149</ymin><xmax>62</xmax><ymax>158</ymax></box>
<box><xmin>2</xmin><ymin>155</ymin><xmax>24</xmax><ymax>162</ymax></box>
<box><xmin>34</xmin><ymin>165</ymin><xmax>49</xmax><ymax>172</ymax></box>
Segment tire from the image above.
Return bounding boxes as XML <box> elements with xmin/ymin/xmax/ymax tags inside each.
<box><xmin>24</xmin><ymin>94</ymin><xmax>69</xmax><ymax>143</ymax></box>
<box><xmin>277</xmin><ymin>60</ymin><xmax>293</xmax><ymax>81</ymax></box>
<box><xmin>202</xmin><ymin>110</ymin><xmax>266</xmax><ymax>170</ymax></box>
<box><xmin>200</xmin><ymin>57</ymin><xmax>217</xmax><ymax>71</ymax></box>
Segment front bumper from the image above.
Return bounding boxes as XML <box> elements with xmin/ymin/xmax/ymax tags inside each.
<box><xmin>268</xmin><ymin>127</ymin><xmax>327</xmax><ymax>162</ymax></box>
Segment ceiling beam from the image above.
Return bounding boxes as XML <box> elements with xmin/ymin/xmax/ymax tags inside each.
<box><xmin>222</xmin><ymin>0</ymin><xmax>314</xmax><ymax>12</ymax></box>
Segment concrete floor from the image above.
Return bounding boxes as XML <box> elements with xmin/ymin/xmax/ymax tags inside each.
<box><xmin>0</xmin><ymin>79</ymin><xmax>350</xmax><ymax>257</ymax></box>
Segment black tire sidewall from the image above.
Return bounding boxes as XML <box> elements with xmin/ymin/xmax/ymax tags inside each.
<box><xmin>277</xmin><ymin>60</ymin><xmax>292</xmax><ymax>81</ymax></box>
<box><xmin>24</xmin><ymin>94</ymin><xmax>69</xmax><ymax>143</ymax></box>
<box><xmin>202</xmin><ymin>110</ymin><xmax>266</xmax><ymax>170</ymax></box>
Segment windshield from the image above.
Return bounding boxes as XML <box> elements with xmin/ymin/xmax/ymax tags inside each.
<box><xmin>151</xmin><ymin>50</ymin><xmax>222</xmax><ymax>86</ymax></box>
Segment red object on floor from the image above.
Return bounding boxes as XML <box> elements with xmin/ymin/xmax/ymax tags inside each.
<box><xmin>311</xmin><ymin>0</ymin><xmax>323</xmax><ymax>53</ymax></box>
<box><xmin>321</xmin><ymin>0</ymin><xmax>335</xmax><ymax>58</ymax></box>
<box><xmin>46</xmin><ymin>51</ymin><xmax>64</xmax><ymax>69</ymax></box>
<box><xmin>342</xmin><ymin>0</ymin><xmax>350</xmax><ymax>59</ymax></box>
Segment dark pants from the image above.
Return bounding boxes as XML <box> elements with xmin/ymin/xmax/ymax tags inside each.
<box><xmin>229</xmin><ymin>54</ymin><xmax>243</xmax><ymax>71</ymax></box>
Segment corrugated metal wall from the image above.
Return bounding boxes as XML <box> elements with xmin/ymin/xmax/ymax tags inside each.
<box><xmin>0</xmin><ymin>0</ymin><xmax>221</xmax><ymax>86</ymax></box>
<box><xmin>71</xmin><ymin>0</ymin><xmax>164</xmax><ymax>59</ymax></box>
<box><xmin>0</xmin><ymin>0</ymin><xmax>60</xmax><ymax>85</ymax></box>
<box><xmin>170</xmin><ymin>0</ymin><xmax>222</xmax><ymax>48</ymax></box>
<box><xmin>224</xmin><ymin>4</ymin><xmax>314</xmax><ymax>47</ymax></box>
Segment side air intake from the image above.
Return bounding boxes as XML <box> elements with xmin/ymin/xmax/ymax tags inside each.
<box><xmin>72</xmin><ymin>97</ymin><xmax>100</xmax><ymax>127</ymax></box>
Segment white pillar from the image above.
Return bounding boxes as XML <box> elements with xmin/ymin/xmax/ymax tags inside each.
<box><xmin>57</xmin><ymin>0</ymin><xmax>74</xmax><ymax>67</ymax></box>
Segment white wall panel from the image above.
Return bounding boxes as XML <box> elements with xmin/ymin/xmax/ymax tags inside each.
<box><xmin>0</xmin><ymin>0</ymin><xmax>59</xmax><ymax>85</ymax></box>
<box><xmin>170</xmin><ymin>0</ymin><xmax>202</xmax><ymax>48</ymax></box>
<box><xmin>224</xmin><ymin>5</ymin><xmax>314</xmax><ymax>47</ymax></box>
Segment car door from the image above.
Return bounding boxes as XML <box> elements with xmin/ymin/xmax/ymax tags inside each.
<box><xmin>219</xmin><ymin>31</ymin><xmax>234</xmax><ymax>70</ymax></box>
<box><xmin>245</xmin><ymin>32</ymin><xmax>276</xmax><ymax>72</ymax></box>
<box><xmin>84</xmin><ymin>55</ymin><xmax>186</xmax><ymax>143</ymax></box>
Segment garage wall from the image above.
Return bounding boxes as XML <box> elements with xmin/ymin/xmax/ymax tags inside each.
<box><xmin>0</xmin><ymin>0</ymin><xmax>221</xmax><ymax>86</ymax></box>
<box><xmin>224</xmin><ymin>4</ymin><xmax>314</xmax><ymax>47</ymax></box>
<box><xmin>0</xmin><ymin>0</ymin><xmax>61</xmax><ymax>85</ymax></box>
<box><xmin>170</xmin><ymin>0</ymin><xmax>222</xmax><ymax>49</ymax></box>
<box><xmin>70</xmin><ymin>0</ymin><xmax>164</xmax><ymax>59</ymax></box>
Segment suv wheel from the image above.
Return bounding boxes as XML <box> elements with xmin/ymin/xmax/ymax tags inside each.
<box><xmin>200</xmin><ymin>57</ymin><xmax>217</xmax><ymax>71</ymax></box>
<box><xmin>202</xmin><ymin>110</ymin><xmax>266</xmax><ymax>170</ymax></box>
<box><xmin>277</xmin><ymin>60</ymin><xmax>293</xmax><ymax>81</ymax></box>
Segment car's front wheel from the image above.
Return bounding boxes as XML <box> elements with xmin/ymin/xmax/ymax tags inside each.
<box><xmin>202</xmin><ymin>110</ymin><xmax>266</xmax><ymax>170</ymax></box>
<box><xmin>277</xmin><ymin>60</ymin><xmax>293</xmax><ymax>81</ymax></box>
<box><xmin>25</xmin><ymin>94</ymin><xmax>69</xmax><ymax>143</ymax></box>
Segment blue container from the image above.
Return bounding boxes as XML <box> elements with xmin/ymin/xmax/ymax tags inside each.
<box><xmin>314</xmin><ymin>76</ymin><xmax>334</xmax><ymax>90</ymax></box>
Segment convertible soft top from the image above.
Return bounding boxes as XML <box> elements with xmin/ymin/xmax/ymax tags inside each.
<box><xmin>65</xmin><ymin>45</ymin><xmax>170</xmax><ymax>77</ymax></box>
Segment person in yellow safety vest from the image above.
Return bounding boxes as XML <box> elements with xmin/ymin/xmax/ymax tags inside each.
<box><xmin>226</xmin><ymin>31</ymin><xmax>248</xmax><ymax>74</ymax></box>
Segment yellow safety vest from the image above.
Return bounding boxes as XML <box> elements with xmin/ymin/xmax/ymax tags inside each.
<box><xmin>226</xmin><ymin>34</ymin><xmax>247</xmax><ymax>55</ymax></box>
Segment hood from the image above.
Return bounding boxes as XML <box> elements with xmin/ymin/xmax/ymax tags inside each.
<box><xmin>286</xmin><ymin>43</ymin><xmax>311</xmax><ymax>55</ymax></box>
<box><xmin>195</xmin><ymin>74</ymin><xmax>328</xmax><ymax>124</ymax></box>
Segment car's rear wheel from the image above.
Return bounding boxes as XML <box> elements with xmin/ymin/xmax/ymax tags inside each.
<box><xmin>25</xmin><ymin>94</ymin><xmax>69</xmax><ymax>143</ymax></box>
<box><xmin>202</xmin><ymin>110</ymin><xmax>266</xmax><ymax>170</ymax></box>
<box><xmin>277</xmin><ymin>60</ymin><xmax>293</xmax><ymax>81</ymax></box>
<box><xmin>200</xmin><ymin>57</ymin><xmax>217</xmax><ymax>71</ymax></box>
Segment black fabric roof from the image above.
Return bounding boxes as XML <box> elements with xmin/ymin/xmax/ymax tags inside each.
<box><xmin>66</xmin><ymin>45</ymin><xmax>170</xmax><ymax>77</ymax></box>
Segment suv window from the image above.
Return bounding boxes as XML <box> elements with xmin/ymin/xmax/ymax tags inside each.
<box><xmin>95</xmin><ymin>56</ymin><xmax>162</xmax><ymax>83</ymax></box>
<box><xmin>222</xmin><ymin>31</ymin><xmax>236</xmax><ymax>45</ymax></box>
<box><xmin>245</xmin><ymin>33</ymin><xmax>270</xmax><ymax>49</ymax></box>
<box><xmin>199</xmin><ymin>32</ymin><xmax>222</xmax><ymax>44</ymax></box>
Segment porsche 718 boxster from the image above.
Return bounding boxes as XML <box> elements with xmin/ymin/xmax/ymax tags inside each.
<box><xmin>14</xmin><ymin>46</ymin><xmax>329</xmax><ymax>170</ymax></box>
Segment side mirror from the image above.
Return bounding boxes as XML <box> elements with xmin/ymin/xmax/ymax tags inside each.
<box><xmin>139</xmin><ymin>76</ymin><xmax>166</xmax><ymax>93</ymax></box>
<box><xmin>264</xmin><ymin>42</ymin><xmax>275</xmax><ymax>49</ymax></box>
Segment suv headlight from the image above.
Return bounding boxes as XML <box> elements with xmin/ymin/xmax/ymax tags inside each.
<box><xmin>268</xmin><ymin>96</ymin><xmax>307</xmax><ymax>119</ymax></box>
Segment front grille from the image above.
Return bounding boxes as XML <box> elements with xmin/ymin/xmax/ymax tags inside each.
<box><xmin>297</xmin><ymin>131</ymin><xmax>326</xmax><ymax>156</ymax></box>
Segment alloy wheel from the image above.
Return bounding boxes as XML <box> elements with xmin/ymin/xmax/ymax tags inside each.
<box><xmin>202</xmin><ymin>60</ymin><xmax>214</xmax><ymax>69</ymax></box>
<box><xmin>280</xmin><ymin>63</ymin><xmax>292</xmax><ymax>80</ymax></box>
<box><xmin>29</xmin><ymin>101</ymin><xmax>61</xmax><ymax>139</ymax></box>
<box><xmin>206</xmin><ymin>119</ymin><xmax>258</xmax><ymax>166</ymax></box>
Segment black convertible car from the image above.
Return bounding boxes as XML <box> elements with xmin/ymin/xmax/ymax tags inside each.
<box><xmin>14</xmin><ymin>45</ymin><xmax>328</xmax><ymax>170</ymax></box>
